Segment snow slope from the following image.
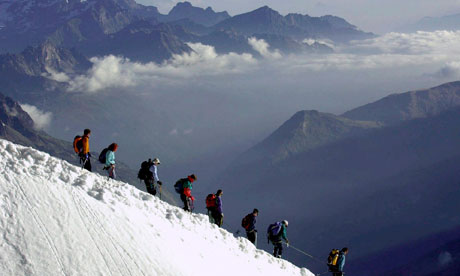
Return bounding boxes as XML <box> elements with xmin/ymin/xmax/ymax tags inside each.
<box><xmin>0</xmin><ymin>139</ymin><xmax>314</xmax><ymax>276</ymax></box>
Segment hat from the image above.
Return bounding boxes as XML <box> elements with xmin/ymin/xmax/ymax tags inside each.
<box><xmin>282</xmin><ymin>220</ymin><xmax>288</xmax><ymax>227</ymax></box>
<box><xmin>153</xmin><ymin>158</ymin><xmax>160</xmax><ymax>164</ymax></box>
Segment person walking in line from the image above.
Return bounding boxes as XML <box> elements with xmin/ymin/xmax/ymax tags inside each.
<box><xmin>81</xmin><ymin>129</ymin><xmax>92</xmax><ymax>171</ymax></box>
<box><xmin>105</xmin><ymin>143</ymin><xmax>118</xmax><ymax>179</ymax></box>
<box><xmin>139</xmin><ymin>159</ymin><xmax>155</xmax><ymax>195</ymax></box>
<box><xmin>205</xmin><ymin>193</ymin><xmax>216</xmax><ymax>224</ymax></box>
<box><xmin>174</xmin><ymin>174</ymin><xmax>197</xmax><ymax>212</ymax></box>
<box><xmin>333</xmin><ymin>248</ymin><xmax>349</xmax><ymax>276</ymax></box>
<box><xmin>242</xmin><ymin>209</ymin><xmax>259</xmax><ymax>246</ymax></box>
<box><xmin>73</xmin><ymin>129</ymin><xmax>92</xmax><ymax>171</ymax></box>
<box><xmin>149</xmin><ymin>157</ymin><xmax>162</xmax><ymax>194</ymax></box>
<box><xmin>212</xmin><ymin>189</ymin><xmax>223</xmax><ymax>227</ymax></box>
<box><xmin>267</xmin><ymin>220</ymin><xmax>289</xmax><ymax>258</ymax></box>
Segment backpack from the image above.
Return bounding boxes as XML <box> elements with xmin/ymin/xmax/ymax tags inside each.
<box><xmin>98</xmin><ymin>148</ymin><xmax>108</xmax><ymax>164</ymax></box>
<box><xmin>327</xmin><ymin>249</ymin><xmax>340</xmax><ymax>269</ymax></box>
<box><xmin>73</xmin><ymin>136</ymin><xmax>83</xmax><ymax>154</ymax></box>
<box><xmin>267</xmin><ymin>222</ymin><xmax>282</xmax><ymax>239</ymax></box>
<box><xmin>241</xmin><ymin>214</ymin><xmax>252</xmax><ymax>230</ymax></box>
<box><xmin>205</xmin><ymin>194</ymin><xmax>216</xmax><ymax>208</ymax></box>
<box><xmin>137</xmin><ymin>161</ymin><xmax>153</xmax><ymax>180</ymax></box>
<box><xmin>174</xmin><ymin>179</ymin><xmax>186</xmax><ymax>194</ymax></box>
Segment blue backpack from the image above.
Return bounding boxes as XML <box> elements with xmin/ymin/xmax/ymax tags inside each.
<box><xmin>267</xmin><ymin>222</ymin><xmax>282</xmax><ymax>238</ymax></box>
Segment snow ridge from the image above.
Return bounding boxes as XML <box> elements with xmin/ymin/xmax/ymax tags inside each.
<box><xmin>0</xmin><ymin>139</ymin><xmax>313</xmax><ymax>276</ymax></box>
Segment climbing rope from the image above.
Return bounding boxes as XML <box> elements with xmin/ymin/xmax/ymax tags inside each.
<box><xmin>283</xmin><ymin>243</ymin><xmax>334</xmax><ymax>276</ymax></box>
<box><xmin>284</xmin><ymin>242</ymin><xmax>325</xmax><ymax>264</ymax></box>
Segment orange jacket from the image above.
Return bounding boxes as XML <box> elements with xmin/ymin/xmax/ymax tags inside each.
<box><xmin>82</xmin><ymin>135</ymin><xmax>90</xmax><ymax>154</ymax></box>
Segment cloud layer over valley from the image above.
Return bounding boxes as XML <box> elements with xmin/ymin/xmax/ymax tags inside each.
<box><xmin>64</xmin><ymin>31</ymin><xmax>460</xmax><ymax>96</ymax></box>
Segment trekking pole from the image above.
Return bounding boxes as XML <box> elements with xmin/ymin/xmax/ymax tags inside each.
<box><xmin>190</xmin><ymin>197</ymin><xmax>194</xmax><ymax>213</ymax></box>
<box><xmin>284</xmin><ymin>242</ymin><xmax>325</xmax><ymax>264</ymax></box>
<box><xmin>81</xmin><ymin>157</ymin><xmax>87</xmax><ymax>170</ymax></box>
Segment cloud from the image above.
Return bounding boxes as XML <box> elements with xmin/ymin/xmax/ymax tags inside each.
<box><xmin>303</xmin><ymin>38</ymin><xmax>335</xmax><ymax>49</ymax></box>
<box><xmin>433</xmin><ymin>61</ymin><xmax>460</xmax><ymax>78</ymax></box>
<box><xmin>169</xmin><ymin>128</ymin><xmax>178</xmax><ymax>136</ymax></box>
<box><xmin>169</xmin><ymin>128</ymin><xmax>193</xmax><ymax>136</ymax></box>
<box><xmin>20</xmin><ymin>104</ymin><xmax>53</xmax><ymax>130</ymax></box>
<box><xmin>42</xmin><ymin>67</ymin><xmax>71</xmax><ymax>82</ymax></box>
<box><xmin>438</xmin><ymin>251</ymin><xmax>453</xmax><ymax>267</ymax></box>
<box><xmin>4</xmin><ymin>105</ymin><xmax>18</xmax><ymax>117</ymax></box>
<box><xmin>287</xmin><ymin>31</ymin><xmax>460</xmax><ymax>72</ymax></box>
<box><xmin>183</xmin><ymin>129</ymin><xmax>193</xmax><ymax>135</ymax></box>
<box><xmin>68</xmin><ymin>43</ymin><xmax>257</xmax><ymax>93</ymax></box>
<box><xmin>248</xmin><ymin>37</ymin><xmax>282</xmax><ymax>59</ymax></box>
<box><xmin>347</xmin><ymin>31</ymin><xmax>460</xmax><ymax>55</ymax></box>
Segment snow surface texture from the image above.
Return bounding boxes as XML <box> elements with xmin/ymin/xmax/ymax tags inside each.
<box><xmin>0</xmin><ymin>139</ymin><xmax>314</xmax><ymax>276</ymax></box>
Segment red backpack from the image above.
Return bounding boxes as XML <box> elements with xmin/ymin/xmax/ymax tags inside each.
<box><xmin>205</xmin><ymin>194</ymin><xmax>216</xmax><ymax>208</ymax></box>
<box><xmin>241</xmin><ymin>214</ymin><xmax>252</xmax><ymax>230</ymax></box>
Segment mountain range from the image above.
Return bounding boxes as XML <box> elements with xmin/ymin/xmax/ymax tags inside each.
<box><xmin>214</xmin><ymin>6</ymin><xmax>373</xmax><ymax>43</ymax></box>
<box><xmin>217</xmin><ymin>81</ymin><xmax>460</xmax><ymax>270</ymax></box>
<box><xmin>0</xmin><ymin>0</ymin><xmax>373</xmax><ymax>61</ymax></box>
<box><xmin>403</xmin><ymin>13</ymin><xmax>460</xmax><ymax>32</ymax></box>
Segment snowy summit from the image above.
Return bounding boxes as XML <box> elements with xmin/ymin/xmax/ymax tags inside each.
<box><xmin>0</xmin><ymin>139</ymin><xmax>314</xmax><ymax>276</ymax></box>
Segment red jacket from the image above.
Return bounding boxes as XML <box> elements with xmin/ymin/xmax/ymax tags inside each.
<box><xmin>183</xmin><ymin>187</ymin><xmax>192</xmax><ymax>198</ymax></box>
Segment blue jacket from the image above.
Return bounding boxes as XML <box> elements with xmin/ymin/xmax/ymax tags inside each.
<box><xmin>105</xmin><ymin>150</ymin><xmax>115</xmax><ymax>166</ymax></box>
<box><xmin>337</xmin><ymin>252</ymin><xmax>346</xmax><ymax>272</ymax></box>
<box><xmin>215</xmin><ymin>196</ymin><xmax>223</xmax><ymax>214</ymax></box>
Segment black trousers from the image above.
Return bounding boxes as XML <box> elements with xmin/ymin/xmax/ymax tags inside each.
<box><xmin>144</xmin><ymin>179</ymin><xmax>156</xmax><ymax>195</ymax></box>
<box><xmin>273</xmin><ymin>242</ymin><xmax>283</xmax><ymax>257</ymax></box>
<box><xmin>180</xmin><ymin>194</ymin><xmax>191</xmax><ymax>211</ymax></box>
<box><xmin>246</xmin><ymin>230</ymin><xmax>257</xmax><ymax>246</ymax></box>
<box><xmin>211</xmin><ymin>208</ymin><xmax>224</xmax><ymax>227</ymax></box>
<box><xmin>332</xmin><ymin>272</ymin><xmax>343</xmax><ymax>276</ymax></box>
<box><xmin>83</xmin><ymin>157</ymin><xmax>92</xmax><ymax>172</ymax></box>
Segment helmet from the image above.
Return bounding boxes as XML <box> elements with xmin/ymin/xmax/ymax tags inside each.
<box><xmin>153</xmin><ymin>158</ymin><xmax>161</xmax><ymax>164</ymax></box>
<box><xmin>282</xmin><ymin>220</ymin><xmax>288</xmax><ymax>227</ymax></box>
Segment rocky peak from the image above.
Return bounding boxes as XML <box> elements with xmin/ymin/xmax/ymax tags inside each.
<box><xmin>248</xmin><ymin>110</ymin><xmax>379</xmax><ymax>162</ymax></box>
<box><xmin>0</xmin><ymin>93</ymin><xmax>35</xmax><ymax>135</ymax></box>
<box><xmin>167</xmin><ymin>1</ymin><xmax>230</xmax><ymax>26</ymax></box>
<box><xmin>0</xmin><ymin>42</ymin><xmax>91</xmax><ymax>76</ymax></box>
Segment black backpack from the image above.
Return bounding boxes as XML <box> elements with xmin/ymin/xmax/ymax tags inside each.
<box><xmin>174</xmin><ymin>178</ymin><xmax>187</xmax><ymax>194</ymax></box>
<box><xmin>138</xmin><ymin>160</ymin><xmax>153</xmax><ymax>180</ymax></box>
<box><xmin>98</xmin><ymin>148</ymin><xmax>109</xmax><ymax>164</ymax></box>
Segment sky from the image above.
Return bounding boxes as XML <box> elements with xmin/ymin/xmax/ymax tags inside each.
<box><xmin>136</xmin><ymin>0</ymin><xmax>460</xmax><ymax>34</ymax></box>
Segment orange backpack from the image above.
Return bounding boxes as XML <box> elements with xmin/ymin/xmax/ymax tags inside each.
<box><xmin>73</xmin><ymin>136</ymin><xmax>83</xmax><ymax>154</ymax></box>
